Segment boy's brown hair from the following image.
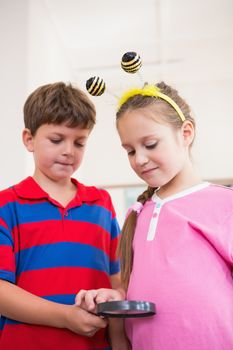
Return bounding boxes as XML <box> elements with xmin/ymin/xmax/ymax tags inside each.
<box><xmin>24</xmin><ymin>82</ymin><xmax>96</xmax><ymax>135</ymax></box>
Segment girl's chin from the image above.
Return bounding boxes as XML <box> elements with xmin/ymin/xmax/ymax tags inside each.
<box><xmin>144</xmin><ymin>179</ymin><xmax>167</xmax><ymax>189</ymax></box>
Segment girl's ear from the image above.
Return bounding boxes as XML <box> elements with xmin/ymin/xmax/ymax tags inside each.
<box><xmin>22</xmin><ymin>128</ymin><xmax>34</xmax><ymax>152</ymax></box>
<box><xmin>181</xmin><ymin>120</ymin><xmax>195</xmax><ymax>147</ymax></box>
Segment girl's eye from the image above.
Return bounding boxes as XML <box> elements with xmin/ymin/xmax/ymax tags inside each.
<box><xmin>145</xmin><ymin>143</ymin><xmax>157</xmax><ymax>150</ymax></box>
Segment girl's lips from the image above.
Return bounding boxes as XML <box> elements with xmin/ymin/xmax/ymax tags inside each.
<box><xmin>141</xmin><ymin>167</ymin><xmax>158</xmax><ymax>175</ymax></box>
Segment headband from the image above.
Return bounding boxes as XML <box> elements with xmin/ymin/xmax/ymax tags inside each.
<box><xmin>85</xmin><ymin>51</ymin><xmax>186</xmax><ymax>122</ymax></box>
<box><xmin>118</xmin><ymin>84</ymin><xmax>186</xmax><ymax>122</ymax></box>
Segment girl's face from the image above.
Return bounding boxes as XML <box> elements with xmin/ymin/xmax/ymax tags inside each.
<box><xmin>23</xmin><ymin>123</ymin><xmax>90</xmax><ymax>184</ymax></box>
<box><xmin>117</xmin><ymin>106</ymin><xmax>192</xmax><ymax>189</ymax></box>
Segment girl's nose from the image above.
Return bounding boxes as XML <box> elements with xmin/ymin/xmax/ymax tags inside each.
<box><xmin>135</xmin><ymin>152</ymin><xmax>148</xmax><ymax>166</ymax></box>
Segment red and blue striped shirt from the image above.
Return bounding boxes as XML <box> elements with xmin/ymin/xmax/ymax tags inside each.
<box><xmin>0</xmin><ymin>176</ymin><xmax>120</xmax><ymax>350</ymax></box>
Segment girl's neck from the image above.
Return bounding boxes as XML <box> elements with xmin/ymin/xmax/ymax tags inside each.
<box><xmin>156</xmin><ymin>162</ymin><xmax>202</xmax><ymax>200</ymax></box>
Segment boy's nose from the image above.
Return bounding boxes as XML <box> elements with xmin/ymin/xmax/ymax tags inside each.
<box><xmin>63</xmin><ymin>142</ymin><xmax>74</xmax><ymax>156</ymax></box>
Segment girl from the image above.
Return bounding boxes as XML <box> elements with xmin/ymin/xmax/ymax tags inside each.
<box><xmin>77</xmin><ymin>82</ymin><xmax>233</xmax><ymax>349</ymax></box>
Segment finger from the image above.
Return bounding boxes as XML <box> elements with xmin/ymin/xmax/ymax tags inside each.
<box><xmin>95</xmin><ymin>291</ymin><xmax>122</xmax><ymax>304</ymax></box>
<box><xmin>86</xmin><ymin>326</ymin><xmax>102</xmax><ymax>337</ymax></box>
<box><xmin>75</xmin><ymin>289</ymin><xmax>87</xmax><ymax>305</ymax></box>
<box><xmin>95</xmin><ymin>316</ymin><xmax>108</xmax><ymax>328</ymax></box>
<box><xmin>85</xmin><ymin>290</ymin><xmax>98</xmax><ymax>311</ymax></box>
<box><xmin>95</xmin><ymin>294</ymin><xmax>109</xmax><ymax>304</ymax></box>
<box><xmin>86</xmin><ymin>329</ymin><xmax>97</xmax><ymax>338</ymax></box>
<box><xmin>90</xmin><ymin>311</ymin><xmax>108</xmax><ymax>327</ymax></box>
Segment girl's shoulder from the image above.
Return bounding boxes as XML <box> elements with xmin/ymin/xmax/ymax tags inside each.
<box><xmin>181</xmin><ymin>183</ymin><xmax>233</xmax><ymax>210</ymax></box>
<box><xmin>206</xmin><ymin>183</ymin><xmax>233</xmax><ymax>201</ymax></box>
<box><xmin>190</xmin><ymin>183</ymin><xmax>233</xmax><ymax>221</ymax></box>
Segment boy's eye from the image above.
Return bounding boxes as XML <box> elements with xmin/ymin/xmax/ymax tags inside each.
<box><xmin>127</xmin><ymin>150</ymin><xmax>135</xmax><ymax>156</ymax></box>
<box><xmin>74</xmin><ymin>142</ymin><xmax>85</xmax><ymax>148</ymax></box>
<box><xmin>50</xmin><ymin>139</ymin><xmax>61</xmax><ymax>144</ymax></box>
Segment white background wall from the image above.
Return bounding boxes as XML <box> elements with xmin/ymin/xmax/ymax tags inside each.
<box><xmin>0</xmin><ymin>0</ymin><xmax>232</xmax><ymax>223</ymax></box>
<box><xmin>0</xmin><ymin>1</ymin><xmax>28</xmax><ymax>188</ymax></box>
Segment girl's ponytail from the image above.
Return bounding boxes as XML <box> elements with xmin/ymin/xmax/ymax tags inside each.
<box><xmin>118</xmin><ymin>186</ymin><xmax>155</xmax><ymax>289</ymax></box>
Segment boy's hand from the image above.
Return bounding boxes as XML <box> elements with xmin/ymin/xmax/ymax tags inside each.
<box><xmin>64</xmin><ymin>304</ymin><xmax>108</xmax><ymax>337</ymax></box>
<box><xmin>75</xmin><ymin>288</ymin><xmax>125</xmax><ymax>313</ymax></box>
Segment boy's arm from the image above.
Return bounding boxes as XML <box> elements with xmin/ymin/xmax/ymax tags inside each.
<box><xmin>0</xmin><ymin>279</ymin><xmax>107</xmax><ymax>337</ymax></box>
<box><xmin>0</xmin><ymin>196</ymin><xmax>107</xmax><ymax>337</ymax></box>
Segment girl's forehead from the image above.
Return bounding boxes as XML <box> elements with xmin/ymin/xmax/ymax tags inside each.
<box><xmin>117</xmin><ymin>106</ymin><xmax>167</xmax><ymax>128</ymax></box>
<box><xmin>118</xmin><ymin>110</ymin><xmax>174</xmax><ymax>142</ymax></box>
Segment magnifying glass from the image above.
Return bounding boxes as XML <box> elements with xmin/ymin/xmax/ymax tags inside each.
<box><xmin>96</xmin><ymin>300</ymin><xmax>156</xmax><ymax>318</ymax></box>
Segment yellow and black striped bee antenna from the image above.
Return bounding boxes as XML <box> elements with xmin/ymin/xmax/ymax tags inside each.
<box><xmin>86</xmin><ymin>76</ymin><xmax>120</xmax><ymax>100</ymax></box>
<box><xmin>86</xmin><ymin>76</ymin><xmax>106</xmax><ymax>96</ymax></box>
<box><xmin>121</xmin><ymin>51</ymin><xmax>144</xmax><ymax>85</ymax></box>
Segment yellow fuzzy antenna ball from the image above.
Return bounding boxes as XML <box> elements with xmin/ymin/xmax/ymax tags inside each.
<box><xmin>118</xmin><ymin>85</ymin><xmax>159</xmax><ymax>109</ymax></box>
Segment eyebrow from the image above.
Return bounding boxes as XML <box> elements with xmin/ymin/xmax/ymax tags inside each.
<box><xmin>121</xmin><ymin>143</ymin><xmax>130</xmax><ymax>148</ymax></box>
<box><xmin>49</xmin><ymin>133</ymin><xmax>88</xmax><ymax>141</ymax></box>
<box><xmin>121</xmin><ymin>134</ymin><xmax>158</xmax><ymax>148</ymax></box>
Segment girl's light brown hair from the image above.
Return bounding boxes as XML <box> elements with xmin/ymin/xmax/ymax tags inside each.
<box><xmin>24</xmin><ymin>82</ymin><xmax>96</xmax><ymax>135</ymax></box>
<box><xmin>116</xmin><ymin>81</ymin><xmax>195</xmax><ymax>289</ymax></box>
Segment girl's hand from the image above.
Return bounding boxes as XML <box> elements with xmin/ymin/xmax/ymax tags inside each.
<box><xmin>75</xmin><ymin>288</ymin><xmax>125</xmax><ymax>312</ymax></box>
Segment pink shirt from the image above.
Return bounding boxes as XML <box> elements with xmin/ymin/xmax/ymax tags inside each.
<box><xmin>126</xmin><ymin>183</ymin><xmax>233</xmax><ymax>350</ymax></box>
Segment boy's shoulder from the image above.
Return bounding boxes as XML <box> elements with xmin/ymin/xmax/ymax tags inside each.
<box><xmin>75</xmin><ymin>180</ymin><xmax>116</xmax><ymax>214</ymax></box>
<box><xmin>0</xmin><ymin>177</ymin><xmax>31</xmax><ymax>206</ymax></box>
<box><xmin>0</xmin><ymin>177</ymin><xmax>46</xmax><ymax>204</ymax></box>
<box><xmin>0</xmin><ymin>177</ymin><xmax>115</xmax><ymax>213</ymax></box>
<box><xmin>75</xmin><ymin>179</ymin><xmax>111</xmax><ymax>203</ymax></box>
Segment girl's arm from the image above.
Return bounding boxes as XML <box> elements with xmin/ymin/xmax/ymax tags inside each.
<box><xmin>75</xmin><ymin>273</ymin><xmax>131</xmax><ymax>350</ymax></box>
<box><xmin>0</xmin><ymin>279</ymin><xmax>107</xmax><ymax>337</ymax></box>
<box><xmin>108</xmin><ymin>273</ymin><xmax>131</xmax><ymax>350</ymax></box>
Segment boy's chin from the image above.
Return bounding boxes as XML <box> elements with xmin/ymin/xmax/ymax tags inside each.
<box><xmin>46</xmin><ymin>172</ymin><xmax>74</xmax><ymax>182</ymax></box>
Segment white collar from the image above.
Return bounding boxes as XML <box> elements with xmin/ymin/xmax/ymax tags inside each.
<box><xmin>152</xmin><ymin>182</ymin><xmax>210</xmax><ymax>204</ymax></box>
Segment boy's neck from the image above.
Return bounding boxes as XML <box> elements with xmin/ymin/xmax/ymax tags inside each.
<box><xmin>33</xmin><ymin>173</ymin><xmax>77</xmax><ymax>207</ymax></box>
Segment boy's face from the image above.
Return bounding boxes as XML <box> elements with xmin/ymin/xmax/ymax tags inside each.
<box><xmin>23</xmin><ymin>123</ymin><xmax>91</xmax><ymax>183</ymax></box>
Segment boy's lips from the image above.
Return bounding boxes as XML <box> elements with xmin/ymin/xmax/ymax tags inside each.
<box><xmin>56</xmin><ymin>161</ymin><xmax>73</xmax><ymax>166</ymax></box>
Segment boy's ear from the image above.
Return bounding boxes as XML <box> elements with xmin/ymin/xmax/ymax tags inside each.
<box><xmin>22</xmin><ymin>128</ymin><xmax>34</xmax><ymax>152</ymax></box>
<box><xmin>181</xmin><ymin>120</ymin><xmax>195</xmax><ymax>147</ymax></box>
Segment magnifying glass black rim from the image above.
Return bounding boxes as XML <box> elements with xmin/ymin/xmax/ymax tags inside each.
<box><xmin>96</xmin><ymin>300</ymin><xmax>156</xmax><ymax>318</ymax></box>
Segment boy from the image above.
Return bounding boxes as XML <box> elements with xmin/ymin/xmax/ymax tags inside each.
<box><xmin>0</xmin><ymin>82</ymin><xmax>127</xmax><ymax>350</ymax></box>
